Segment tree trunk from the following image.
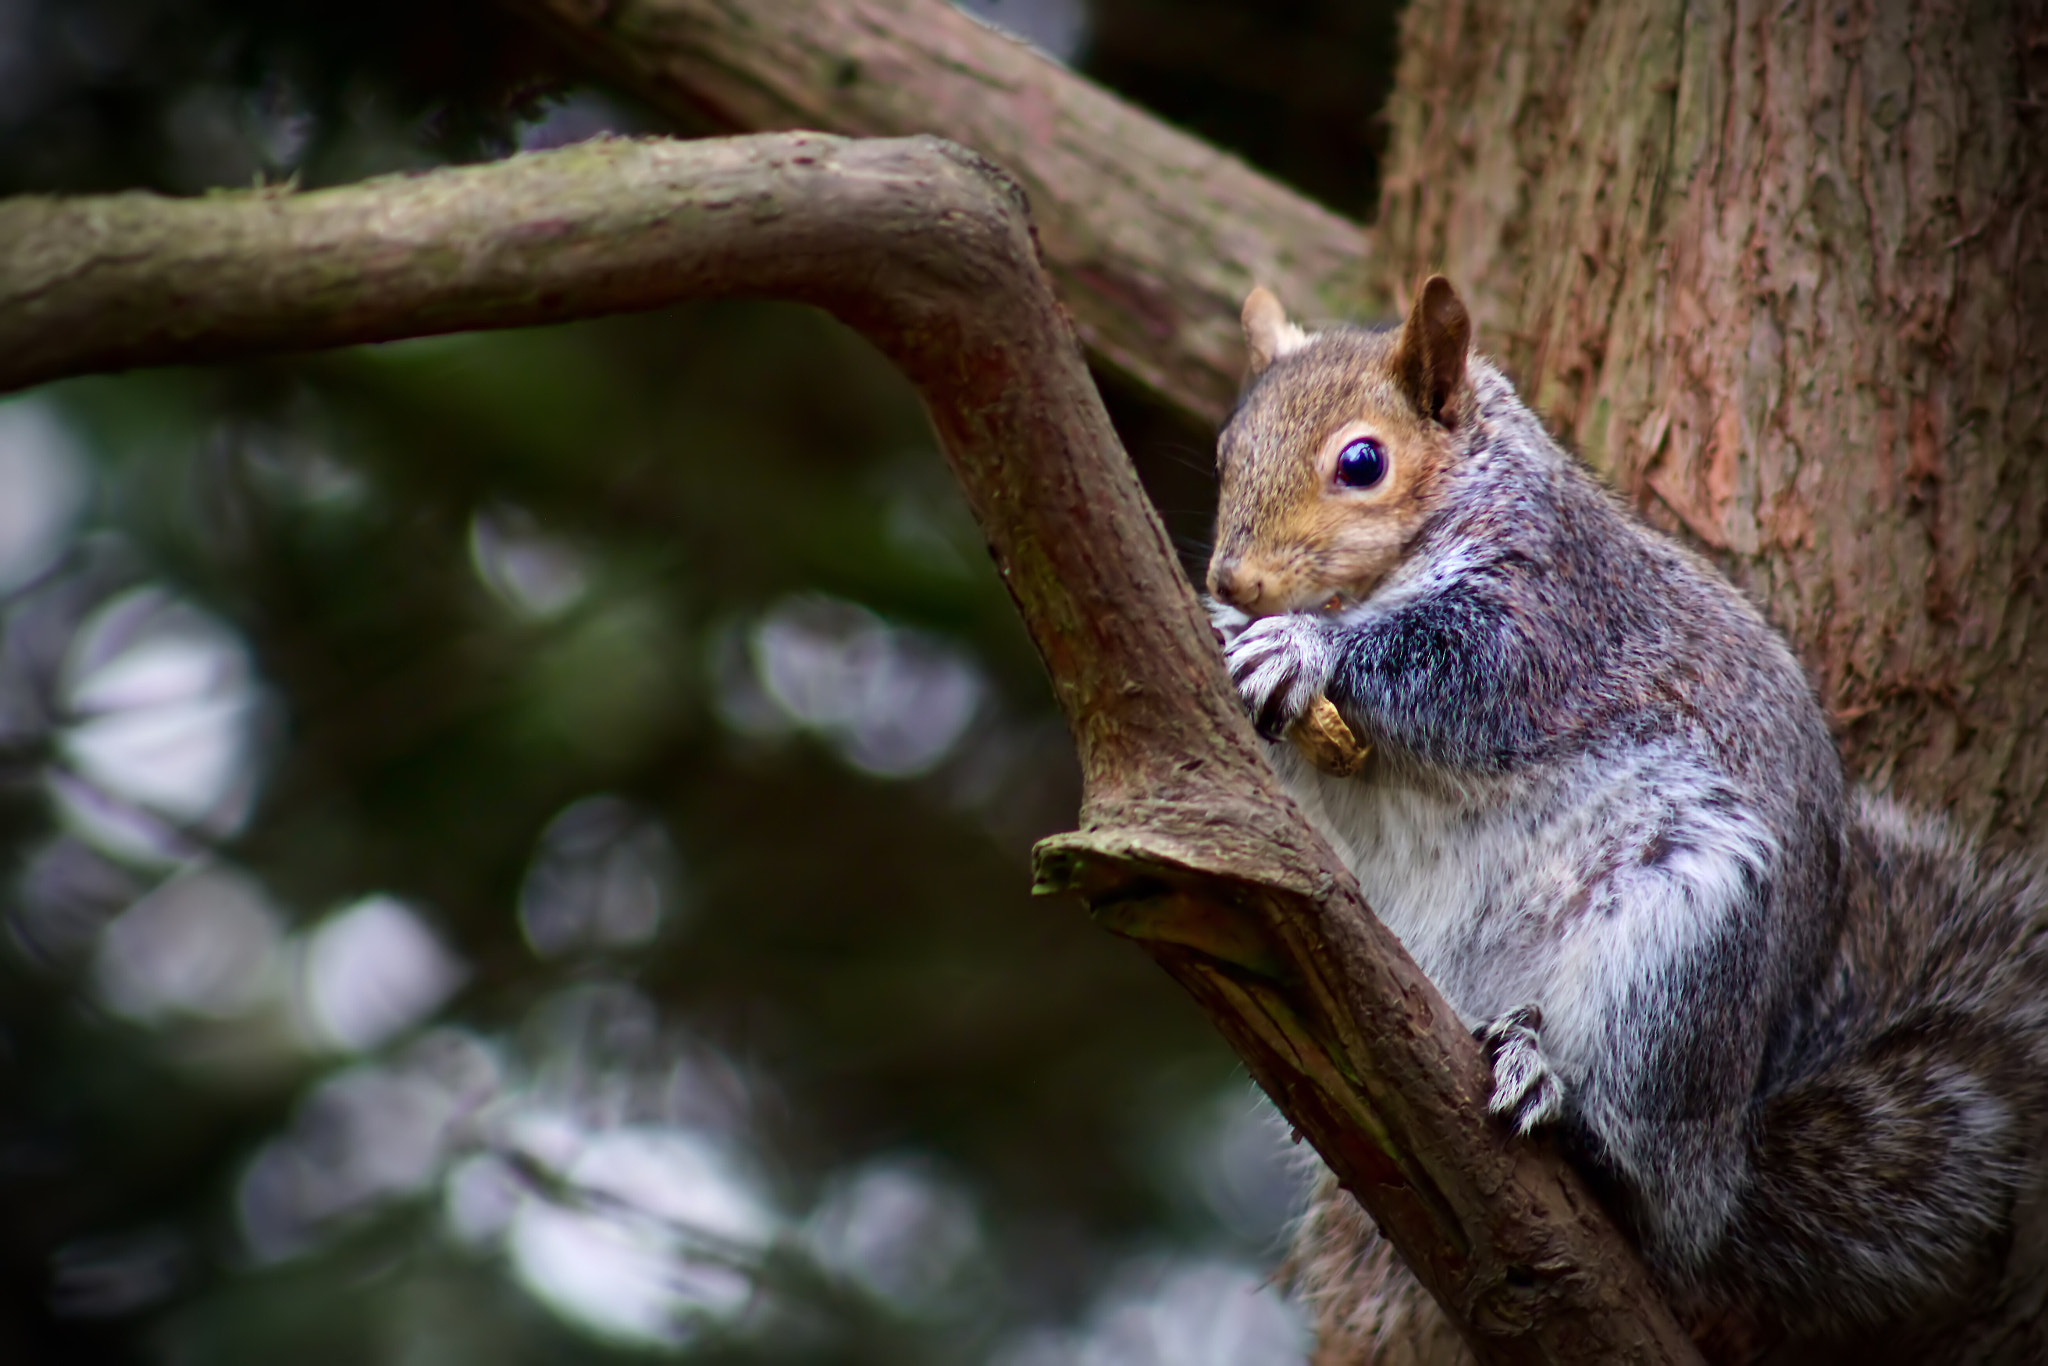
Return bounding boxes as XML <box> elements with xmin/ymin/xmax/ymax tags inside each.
<box><xmin>1377</xmin><ymin>0</ymin><xmax>2048</xmax><ymax>846</ymax></box>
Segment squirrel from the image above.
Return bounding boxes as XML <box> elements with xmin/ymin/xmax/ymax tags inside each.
<box><xmin>1207</xmin><ymin>276</ymin><xmax>2048</xmax><ymax>1362</ymax></box>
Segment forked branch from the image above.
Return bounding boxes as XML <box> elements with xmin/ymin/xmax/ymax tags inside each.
<box><xmin>0</xmin><ymin>133</ymin><xmax>1699</xmax><ymax>1365</ymax></box>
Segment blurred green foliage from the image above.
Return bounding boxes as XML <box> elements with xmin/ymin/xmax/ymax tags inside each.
<box><xmin>0</xmin><ymin>1</ymin><xmax>1399</xmax><ymax>1361</ymax></box>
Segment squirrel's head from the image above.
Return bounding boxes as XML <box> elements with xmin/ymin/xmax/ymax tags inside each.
<box><xmin>1207</xmin><ymin>275</ymin><xmax>1473</xmax><ymax>617</ymax></box>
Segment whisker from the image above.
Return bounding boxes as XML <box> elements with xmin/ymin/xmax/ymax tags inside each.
<box><xmin>1139</xmin><ymin>442</ymin><xmax>1221</xmax><ymax>478</ymax></box>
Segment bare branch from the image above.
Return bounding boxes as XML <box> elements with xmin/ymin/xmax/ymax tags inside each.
<box><xmin>0</xmin><ymin>134</ymin><xmax>1698</xmax><ymax>1364</ymax></box>
<box><xmin>495</xmin><ymin>0</ymin><xmax>1378</xmax><ymax>424</ymax></box>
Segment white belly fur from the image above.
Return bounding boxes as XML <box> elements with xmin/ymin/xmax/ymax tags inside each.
<box><xmin>1268</xmin><ymin>740</ymin><xmax>1749</xmax><ymax>1084</ymax></box>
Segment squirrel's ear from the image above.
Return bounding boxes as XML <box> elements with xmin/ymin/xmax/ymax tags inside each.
<box><xmin>1242</xmin><ymin>287</ymin><xmax>1309</xmax><ymax>377</ymax></box>
<box><xmin>1392</xmin><ymin>275</ymin><xmax>1471</xmax><ymax>423</ymax></box>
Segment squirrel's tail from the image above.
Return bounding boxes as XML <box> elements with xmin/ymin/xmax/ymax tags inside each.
<box><xmin>1283</xmin><ymin>1170</ymin><xmax>1473</xmax><ymax>1366</ymax></box>
<box><xmin>1716</xmin><ymin>791</ymin><xmax>2048</xmax><ymax>1336</ymax></box>
<box><xmin>1282</xmin><ymin>792</ymin><xmax>2048</xmax><ymax>1362</ymax></box>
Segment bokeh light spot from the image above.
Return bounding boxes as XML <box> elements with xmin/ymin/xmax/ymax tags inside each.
<box><xmin>94</xmin><ymin>862</ymin><xmax>282</xmax><ymax>1024</ymax></box>
<box><xmin>298</xmin><ymin>894</ymin><xmax>465</xmax><ymax>1053</ymax></box>
<box><xmin>807</xmin><ymin>1156</ymin><xmax>982</xmax><ymax>1314</ymax></box>
<box><xmin>470</xmin><ymin>503</ymin><xmax>590</xmax><ymax>619</ymax></box>
<box><xmin>507</xmin><ymin>1127</ymin><xmax>777</xmax><ymax>1348</ymax></box>
<box><xmin>54</xmin><ymin>586</ymin><xmax>263</xmax><ymax>864</ymax></box>
<box><xmin>740</xmin><ymin>595</ymin><xmax>984</xmax><ymax>778</ymax></box>
<box><xmin>0</xmin><ymin>397</ymin><xmax>91</xmax><ymax>595</ymax></box>
<box><xmin>518</xmin><ymin>794</ymin><xmax>682</xmax><ymax>958</ymax></box>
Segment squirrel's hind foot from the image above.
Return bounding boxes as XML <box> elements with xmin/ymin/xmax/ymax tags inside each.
<box><xmin>1481</xmin><ymin>1005</ymin><xmax>1566</xmax><ymax>1134</ymax></box>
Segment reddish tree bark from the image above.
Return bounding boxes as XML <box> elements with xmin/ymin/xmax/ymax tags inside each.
<box><xmin>1377</xmin><ymin>0</ymin><xmax>2048</xmax><ymax>848</ymax></box>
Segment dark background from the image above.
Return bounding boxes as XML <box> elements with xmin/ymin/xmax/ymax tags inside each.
<box><xmin>0</xmin><ymin>2</ymin><xmax>1400</xmax><ymax>1360</ymax></box>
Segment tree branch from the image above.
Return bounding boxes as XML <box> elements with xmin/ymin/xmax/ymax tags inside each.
<box><xmin>0</xmin><ymin>134</ymin><xmax>1698</xmax><ymax>1364</ymax></box>
<box><xmin>494</xmin><ymin>0</ymin><xmax>1377</xmax><ymax>425</ymax></box>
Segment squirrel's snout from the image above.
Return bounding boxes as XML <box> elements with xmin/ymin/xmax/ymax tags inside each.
<box><xmin>1208</xmin><ymin>558</ymin><xmax>1266</xmax><ymax>613</ymax></box>
<box><xmin>1204</xmin><ymin>561</ymin><xmax>1253</xmax><ymax>614</ymax></box>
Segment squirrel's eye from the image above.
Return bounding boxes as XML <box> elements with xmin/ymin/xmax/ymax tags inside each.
<box><xmin>1336</xmin><ymin>437</ymin><xmax>1388</xmax><ymax>489</ymax></box>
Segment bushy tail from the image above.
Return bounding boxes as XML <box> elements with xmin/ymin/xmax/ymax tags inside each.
<box><xmin>1284</xmin><ymin>1171</ymin><xmax>1472</xmax><ymax>1366</ymax></box>
<box><xmin>1284</xmin><ymin>791</ymin><xmax>2048</xmax><ymax>1364</ymax></box>
<box><xmin>1715</xmin><ymin>791</ymin><xmax>2048</xmax><ymax>1337</ymax></box>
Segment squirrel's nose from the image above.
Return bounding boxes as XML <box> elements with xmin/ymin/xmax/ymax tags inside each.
<box><xmin>1209</xmin><ymin>559</ymin><xmax>1261</xmax><ymax>610</ymax></box>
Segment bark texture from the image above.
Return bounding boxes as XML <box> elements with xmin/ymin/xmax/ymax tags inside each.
<box><xmin>1377</xmin><ymin>0</ymin><xmax>2048</xmax><ymax>847</ymax></box>
<box><xmin>0</xmin><ymin>136</ymin><xmax>1698</xmax><ymax>1364</ymax></box>
<box><xmin>495</xmin><ymin>0</ymin><xmax>1379</xmax><ymax>423</ymax></box>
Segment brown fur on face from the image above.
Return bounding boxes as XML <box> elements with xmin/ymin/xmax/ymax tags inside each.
<box><xmin>1208</xmin><ymin>278</ymin><xmax>1474</xmax><ymax>617</ymax></box>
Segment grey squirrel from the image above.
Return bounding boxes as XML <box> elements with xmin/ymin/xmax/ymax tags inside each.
<box><xmin>1208</xmin><ymin>276</ymin><xmax>2048</xmax><ymax>1362</ymax></box>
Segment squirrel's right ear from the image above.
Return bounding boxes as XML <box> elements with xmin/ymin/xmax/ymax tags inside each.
<box><xmin>1392</xmin><ymin>275</ymin><xmax>1471</xmax><ymax>423</ymax></box>
<box><xmin>1242</xmin><ymin>287</ymin><xmax>1310</xmax><ymax>377</ymax></box>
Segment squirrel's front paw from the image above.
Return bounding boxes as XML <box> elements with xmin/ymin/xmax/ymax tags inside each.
<box><xmin>1224</xmin><ymin>613</ymin><xmax>1338</xmax><ymax>740</ymax></box>
<box><xmin>1207</xmin><ymin>598</ymin><xmax>1254</xmax><ymax>650</ymax></box>
<box><xmin>1481</xmin><ymin>1005</ymin><xmax>1566</xmax><ymax>1135</ymax></box>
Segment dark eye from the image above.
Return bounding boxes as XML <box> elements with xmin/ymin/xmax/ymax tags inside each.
<box><xmin>1336</xmin><ymin>437</ymin><xmax>1388</xmax><ymax>489</ymax></box>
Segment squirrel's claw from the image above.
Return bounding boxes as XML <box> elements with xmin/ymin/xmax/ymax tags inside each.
<box><xmin>1481</xmin><ymin>1005</ymin><xmax>1566</xmax><ymax>1135</ymax></box>
<box><xmin>1224</xmin><ymin>613</ymin><xmax>1338</xmax><ymax>740</ymax></box>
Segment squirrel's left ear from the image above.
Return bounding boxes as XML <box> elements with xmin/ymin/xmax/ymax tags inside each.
<box><xmin>1242</xmin><ymin>287</ymin><xmax>1310</xmax><ymax>377</ymax></box>
<box><xmin>1392</xmin><ymin>275</ymin><xmax>1471</xmax><ymax>423</ymax></box>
